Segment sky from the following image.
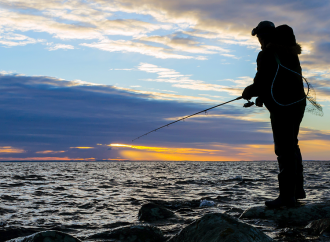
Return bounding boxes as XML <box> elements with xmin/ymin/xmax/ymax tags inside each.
<box><xmin>0</xmin><ymin>0</ymin><xmax>330</xmax><ymax>161</ymax></box>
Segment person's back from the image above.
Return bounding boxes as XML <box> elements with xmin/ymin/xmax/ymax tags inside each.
<box><xmin>251</xmin><ymin>25</ymin><xmax>306</xmax><ymax>112</ymax></box>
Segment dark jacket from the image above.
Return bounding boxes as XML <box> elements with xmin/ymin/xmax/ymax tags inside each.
<box><xmin>244</xmin><ymin>43</ymin><xmax>306</xmax><ymax>112</ymax></box>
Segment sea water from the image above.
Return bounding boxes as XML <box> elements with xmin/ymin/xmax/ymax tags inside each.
<box><xmin>0</xmin><ymin>161</ymin><xmax>329</xmax><ymax>241</ymax></box>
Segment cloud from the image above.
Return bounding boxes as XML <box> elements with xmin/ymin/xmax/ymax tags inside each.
<box><xmin>0</xmin><ymin>157</ymin><xmax>95</xmax><ymax>161</ymax></box>
<box><xmin>0</xmin><ymin>31</ymin><xmax>44</xmax><ymax>47</ymax></box>
<box><xmin>36</xmin><ymin>150</ymin><xmax>66</xmax><ymax>154</ymax></box>
<box><xmin>0</xmin><ymin>146</ymin><xmax>25</xmax><ymax>153</ymax></box>
<box><xmin>139</xmin><ymin>34</ymin><xmax>232</xmax><ymax>56</ymax></box>
<box><xmin>47</xmin><ymin>43</ymin><xmax>74</xmax><ymax>51</ymax></box>
<box><xmin>0</xmin><ymin>72</ymin><xmax>272</xmax><ymax>160</ymax></box>
<box><xmin>91</xmin><ymin>1</ymin><xmax>330</xmax><ymax>71</ymax></box>
<box><xmin>81</xmin><ymin>39</ymin><xmax>197</xmax><ymax>59</ymax></box>
<box><xmin>3</xmin><ymin>0</ymin><xmax>330</xmax><ymax>67</ymax></box>
<box><xmin>109</xmin><ymin>143</ymin><xmax>220</xmax><ymax>154</ymax></box>
<box><xmin>137</xmin><ymin>62</ymin><xmax>250</xmax><ymax>96</ymax></box>
<box><xmin>0</xmin><ymin>72</ymin><xmax>329</xmax><ymax>160</ymax></box>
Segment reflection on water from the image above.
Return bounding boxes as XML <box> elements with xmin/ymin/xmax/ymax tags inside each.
<box><xmin>0</xmin><ymin>161</ymin><xmax>329</xmax><ymax>240</ymax></box>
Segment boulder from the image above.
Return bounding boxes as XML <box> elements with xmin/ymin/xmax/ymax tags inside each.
<box><xmin>0</xmin><ymin>227</ymin><xmax>42</xmax><ymax>242</ymax></box>
<box><xmin>138</xmin><ymin>203</ymin><xmax>176</xmax><ymax>222</ymax></box>
<box><xmin>6</xmin><ymin>230</ymin><xmax>81</xmax><ymax>242</ymax></box>
<box><xmin>305</xmin><ymin>218</ymin><xmax>330</xmax><ymax>235</ymax></box>
<box><xmin>168</xmin><ymin>213</ymin><xmax>273</xmax><ymax>242</ymax></box>
<box><xmin>88</xmin><ymin>225</ymin><xmax>165</xmax><ymax>242</ymax></box>
<box><xmin>240</xmin><ymin>202</ymin><xmax>330</xmax><ymax>223</ymax></box>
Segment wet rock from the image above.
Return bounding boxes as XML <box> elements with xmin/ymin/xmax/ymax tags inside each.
<box><xmin>168</xmin><ymin>213</ymin><xmax>273</xmax><ymax>242</ymax></box>
<box><xmin>138</xmin><ymin>203</ymin><xmax>176</xmax><ymax>222</ymax></box>
<box><xmin>275</xmin><ymin>227</ymin><xmax>306</xmax><ymax>241</ymax></box>
<box><xmin>0</xmin><ymin>227</ymin><xmax>42</xmax><ymax>242</ymax></box>
<box><xmin>88</xmin><ymin>225</ymin><xmax>165</xmax><ymax>242</ymax></box>
<box><xmin>6</xmin><ymin>230</ymin><xmax>80</xmax><ymax>242</ymax></box>
<box><xmin>127</xmin><ymin>198</ymin><xmax>140</xmax><ymax>205</ymax></box>
<box><xmin>148</xmin><ymin>199</ymin><xmax>200</xmax><ymax>209</ymax></box>
<box><xmin>306</xmin><ymin>218</ymin><xmax>330</xmax><ymax>235</ymax></box>
<box><xmin>175</xmin><ymin>208</ymin><xmax>194</xmax><ymax>213</ymax></box>
<box><xmin>199</xmin><ymin>200</ymin><xmax>216</xmax><ymax>207</ymax></box>
<box><xmin>224</xmin><ymin>207</ymin><xmax>244</xmax><ymax>218</ymax></box>
<box><xmin>240</xmin><ymin>202</ymin><xmax>330</xmax><ymax>223</ymax></box>
<box><xmin>103</xmin><ymin>221</ymin><xmax>131</xmax><ymax>229</ymax></box>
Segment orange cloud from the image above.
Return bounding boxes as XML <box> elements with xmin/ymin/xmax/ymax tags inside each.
<box><xmin>119</xmin><ymin>150</ymin><xmax>237</xmax><ymax>161</ymax></box>
<box><xmin>0</xmin><ymin>157</ymin><xmax>96</xmax><ymax>161</ymax></box>
<box><xmin>109</xmin><ymin>143</ymin><xmax>277</xmax><ymax>161</ymax></box>
<box><xmin>36</xmin><ymin>150</ymin><xmax>66</xmax><ymax>154</ymax></box>
<box><xmin>299</xmin><ymin>139</ymin><xmax>330</xmax><ymax>160</ymax></box>
<box><xmin>116</xmin><ymin>140</ymin><xmax>330</xmax><ymax>161</ymax></box>
<box><xmin>109</xmin><ymin>143</ymin><xmax>220</xmax><ymax>154</ymax></box>
<box><xmin>0</xmin><ymin>146</ymin><xmax>25</xmax><ymax>153</ymax></box>
<box><xmin>70</xmin><ymin>147</ymin><xmax>94</xmax><ymax>149</ymax></box>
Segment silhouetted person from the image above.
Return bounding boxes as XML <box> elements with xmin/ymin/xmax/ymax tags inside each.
<box><xmin>242</xmin><ymin>21</ymin><xmax>306</xmax><ymax>208</ymax></box>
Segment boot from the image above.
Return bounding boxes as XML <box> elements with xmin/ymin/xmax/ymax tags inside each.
<box><xmin>295</xmin><ymin>189</ymin><xmax>306</xmax><ymax>200</ymax></box>
<box><xmin>265</xmin><ymin>168</ymin><xmax>296</xmax><ymax>208</ymax></box>
<box><xmin>265</xmin><ymin>195</ymin><xmax>296</xmax><ymax>208</ymax></box>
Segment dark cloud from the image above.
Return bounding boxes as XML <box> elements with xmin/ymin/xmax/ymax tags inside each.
<box><xmin>0</xmin><ymin>73</ymin><xmax>277</xmax><ymax>160</ymax></box>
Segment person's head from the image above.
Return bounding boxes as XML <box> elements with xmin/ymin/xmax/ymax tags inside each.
<box><xmin>252</xmin><ymin>21</ymin><xmax>275</xmax><ymax>48</ymax></box>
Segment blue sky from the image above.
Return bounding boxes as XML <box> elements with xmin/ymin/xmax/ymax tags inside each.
<box><xmin>0</xmin><ymin>0</ymin><xmax>329</xmax><ymax>161</ymax></box>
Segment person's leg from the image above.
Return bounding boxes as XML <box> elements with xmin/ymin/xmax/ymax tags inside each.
<box><xmin>295</xmin><ymin>145</ymin><xmax>306</xmax><ymax>199</ymax></box>
<box><xmin>294</xmin><ymin>106</ymin><xmax>306</xmax><ymax>199</ymax></box>
<box><xmin>265</xmin><ymin>110</ymin><xmax>297</xmax><ymax>208</ymax></box>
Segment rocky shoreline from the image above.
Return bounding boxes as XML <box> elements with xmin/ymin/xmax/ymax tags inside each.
<box><xmin>2</xmin><ymin>161</ymin><xmax>330</xmax><ymax>242</ymax></box>
<box><xmin>2</xmin><ymin>199</ymin><xmax>330</xmax><ymax>242</ymax></box>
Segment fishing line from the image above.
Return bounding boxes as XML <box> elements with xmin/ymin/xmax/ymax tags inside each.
<box><xmin>132</xmin><ymin>96</ymin><xmax>243</xmax><ymax>142</ymax></box>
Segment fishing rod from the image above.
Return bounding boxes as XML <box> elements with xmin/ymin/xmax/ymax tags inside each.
<box><xmin>132</xmin><ymin>96</ymin><xmax>247</xmax><ymax>142</ymax></box>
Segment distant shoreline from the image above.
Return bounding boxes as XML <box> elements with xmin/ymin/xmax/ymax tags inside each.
<box><xmin>0</xmin><ymin>160</ymin><xmax>329</xmax><ymax>163</ymax></box>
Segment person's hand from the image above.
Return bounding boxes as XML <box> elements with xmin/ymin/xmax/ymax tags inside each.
<box><xmin>242</xmin><ymin>86</ymin><xmax>253</xmax><ymax>100</ymax></box>
<box><xmin>255</xmin><ymin>97</ymin><xmax>263</xmax><ymax>107</ymax></box>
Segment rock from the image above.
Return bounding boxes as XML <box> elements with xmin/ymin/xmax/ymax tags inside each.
<box><xmin>102</xmin><ymin>221</ymin><xmax>131</xmax><ymax>229</ymax></box>
<box><xmin>6</xmin><ymin>230</ymin><xmax>81</xmax><ymax>242</ymax></box>
<box><xmin>305</xmin><ymin>218</ymin><xmax>330</xmax><ymax>235</ymax></box>
<box><xmin>240</xmin><ymin>202</ymin><xmax>330</xmax><ymax>224</ymax></box>
<box><xmin>275</xmin><ymin>227</ymin><xmax>306</xmax><ymax>241</ymax></box>
<box><xmin>0</xmin><ymin>227</ymin><xmax>42</xmax><ymax>242</ymax></box>
<box><xmin>168</xmin><ymin>213</ymin><xmax>273</xmax><ymax>242</ymax></box>
<box><xmin>199</xmin><ymin>200</ymin><xmax>216</xmax><ymax>207</ymax></box>
<box><xmin>88</xmin><ymin>225</ymin><xmax>165</xmax><ymax>242</ymax></box>
<box><xmin>147</xmin><ymin>199</ymin><xmax>200</xmax><ymax>209</ymax></box>
<box><xmin>138</xmin><ymin>203</ymin><xmax>176</xmax><ymax>222</ymax></box>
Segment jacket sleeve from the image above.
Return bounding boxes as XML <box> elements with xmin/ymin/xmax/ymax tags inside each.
<box><xmin>242</xmin><ymin>51</ymin><xmax>270</xmax><ymax>99</ymax></box>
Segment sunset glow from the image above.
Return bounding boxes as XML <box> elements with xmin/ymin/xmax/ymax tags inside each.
<box><xmin>0</xmin><ymin>1</ymin><xmax>329</xmax><ymax>161</ymax></box>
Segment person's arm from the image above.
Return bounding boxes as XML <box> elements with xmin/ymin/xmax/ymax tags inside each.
<box><xmin>242</xmin><ymin>51</ymin><xmax>267</xmax><ymax>100</ymax></box>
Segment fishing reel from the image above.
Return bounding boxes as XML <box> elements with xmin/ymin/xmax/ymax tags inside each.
<box><xmin>243</xmin><ymin>100</ymin><xmax>255</xmax><ymax>108</ymax></box>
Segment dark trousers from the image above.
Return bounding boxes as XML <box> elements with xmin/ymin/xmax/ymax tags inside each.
<box><xmin>270</xmin><ymin>106</ymin><xmax>305</xmax><ymax>197</ymax></box>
